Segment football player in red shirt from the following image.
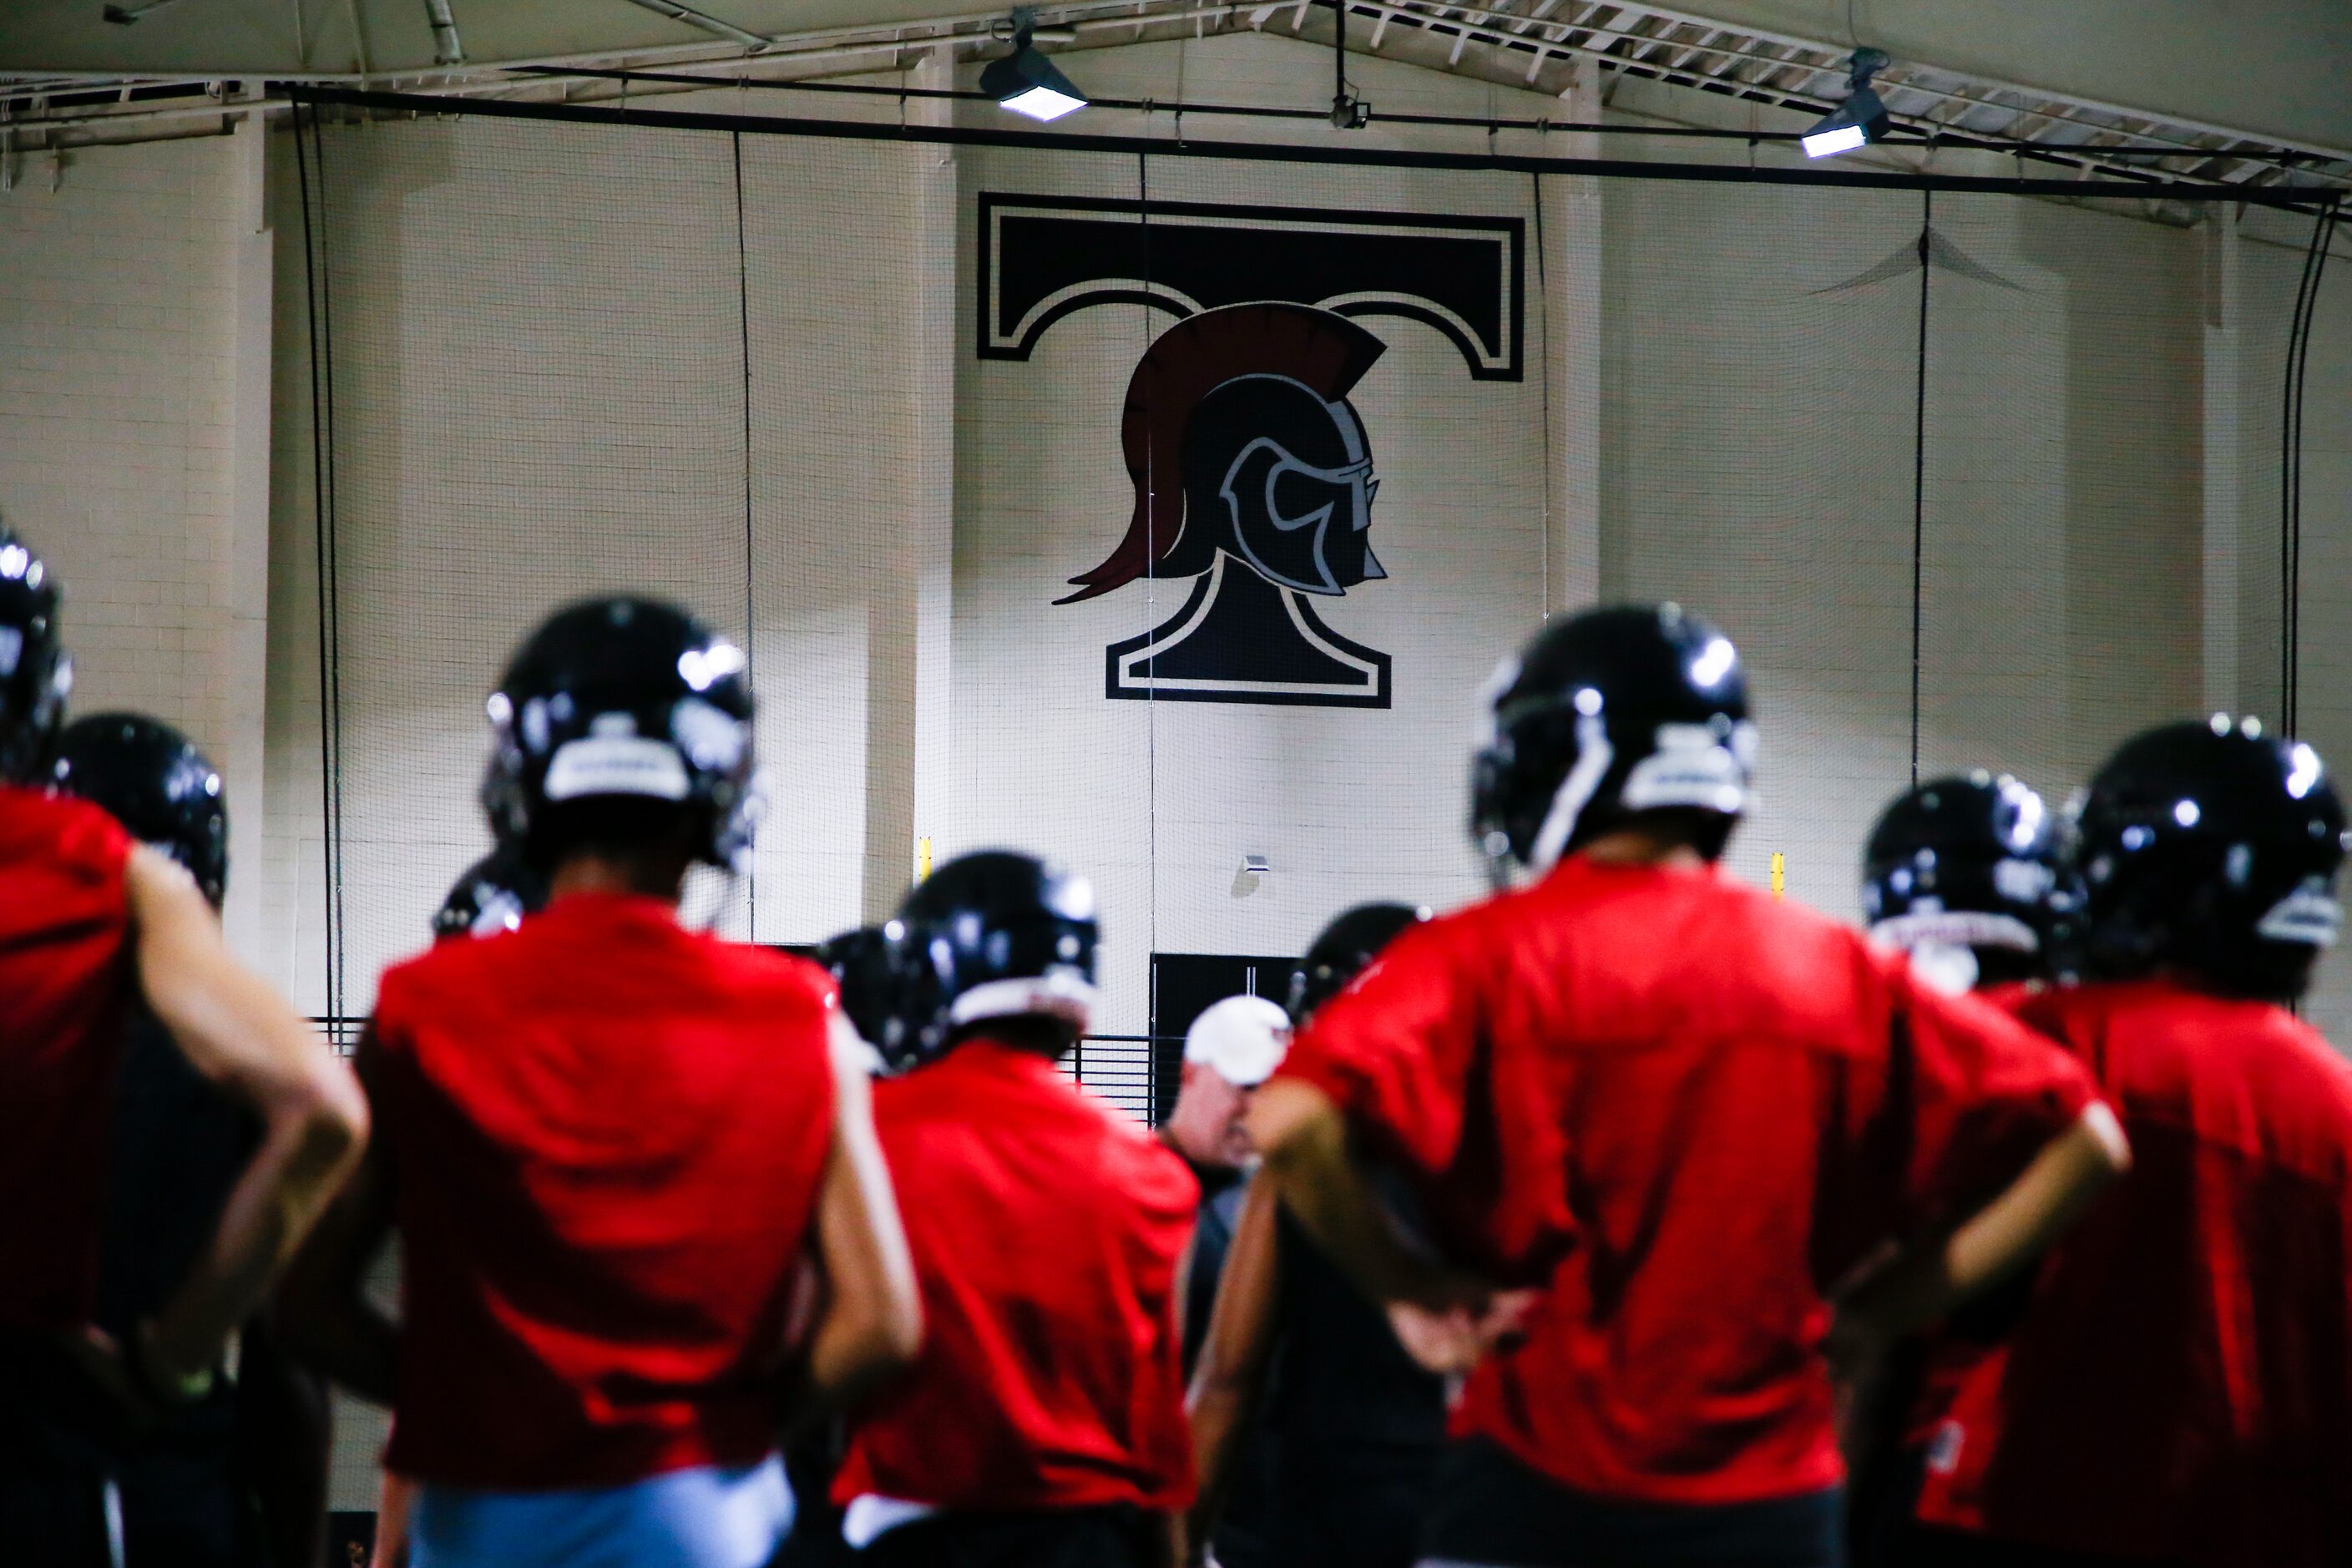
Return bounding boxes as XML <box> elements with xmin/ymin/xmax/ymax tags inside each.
<box><xmin>51</xmin><ymin>712</ymin><xmax>337</xmax><ymax>1568</ymax></box>
<box><xmin>280</xmin><ymin>596</ymin><xmax>920</xmax><ymax>1568</ymax></box>
<box><xmin>1904</xmin><ymin>717</ymin><xmax>2352</xmax><ymax>1568</ymax></box>
<box><xmin>0</xmin><ymin>529</ymin><xmax>367</xmax><ymax>1563</ymax></box>
<box><xmin>1842</xmin><ymin>771</ymin><xmax>2075</xmax><ymax>1565</ymax></box>
<box><xmin>1250</xmin><ymin>604</ymin><xmax>2129</xmax><ymax>1568</ymax></box>
<box><xmin>832</xmin><ymin>851</ymin><xmax>1199</xmax><ymax>1568</ymax></box>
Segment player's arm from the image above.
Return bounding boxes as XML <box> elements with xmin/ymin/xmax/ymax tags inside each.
<box><xmin>1835</xmin><ymin>1101</ymin><xmax>2127</xmax><ymax>1342</ymax></box>
<box><xmin>1249</xmin><ymin>1080</ymin><xmax>1490</xmax><ymax>1317</ymax></box>
<box><xmin>274</xmin><ymin>1025</ymin><xmax>400</xmax><ymax>1404</ymax></box>
<box><xmin>1185</xmin><ymin>1177</ymin><xmax>1283</xmax><ymax>1566</ymax></box>
<box><xmin>123</xmin><ymin>845</ymin><xmax>369</xmax><ymax>1393</ymax></box>
<box><xmin>797</xmin><ymin>1012</ymin><xmax>923</xmax><ymax>1412</ymax></box>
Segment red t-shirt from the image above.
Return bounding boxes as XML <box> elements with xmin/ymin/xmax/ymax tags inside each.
<box><xmin>372</xmin><ymin>893</ymin><xmax>837</xmax><ymax>1490</ymax></box>
<box><xmin>0</xmin><ymin>784</ymin><xmax>135</xmax><ymax>1333</ymax></box>
<box><xmin>1279</xmin><ymin>856</ymin><xmax>2099</xmax><ymax>1506</ymax></box>
<box><xmin>834</xmin><ymin>1040</ymin><xmax>1198</xmax><ymax>1514</ymax></box>
<box><xmin>1914</xmin><ymin>979</ymin><xmax>2352</xmax><ymax>1568</ymax></box>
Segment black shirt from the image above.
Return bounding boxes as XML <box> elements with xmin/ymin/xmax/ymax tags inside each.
<box><xmin>1267</xmin><ymin>1203</ymin><xmax>1446</xmax><ymax>1449</ymax></box>
<box><xmin>1180</xmin><ymin>1159</ymin><xmax>1248</xmax><ymax>1375</ymax></box>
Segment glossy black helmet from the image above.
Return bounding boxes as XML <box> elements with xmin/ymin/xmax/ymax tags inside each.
<box><xmin>432</xmin><ymin>842</ymin><xmax>549</xmax><ymax>941</ymax></box>
<box><xmin>481</xmin><ymin>596</ymin><xmax>758</xmax><ymax>872</ymax></box>
<box><xmin>893</xmin><ymin>850</ymin><xmax>1099</xmax><ymax>1067</ymax></box>
<box><xmin>0</xmin><ymin>528</ymin><xmax>73</xmax><ymax>784</ymax></box>
<box><xmin>1860</xmin><ymin>772</ymin><xmax>2072</xmax><ymax>990</ymax></box>
<box><xmin>1288</xmin><ymin>900</ymin><xmax>1430</xmax><ymax>1024</ymax></box>
<box><xmin>812</xmin><ymin>924</ymin><xmax>914</xmax><ymax>1071</ymax></box>
<box><xmin>2075</xmin><ymin>716</ymin><xmax>2347</xmax><ymax>1002</ymax></box>
<box><xmin>1472</xmin><ymin>604</ymin><xmax>1754</xmax><ymax>880</ymax></box>
<box><xmin>49</xmin><ymin>712</ymin><xmax>226</xmax><ymax>908</ymax></box>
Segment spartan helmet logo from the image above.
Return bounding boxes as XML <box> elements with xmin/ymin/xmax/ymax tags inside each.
<box><xmin>1064</xmin><ymin>303</ymin><xmax>1393</xmax><ymax>706</ymax></box>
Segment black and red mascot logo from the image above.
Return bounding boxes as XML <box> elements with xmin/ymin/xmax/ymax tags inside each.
<box><xmin>980</xmin><ymin>195</ymin><xmax>1523</xmax><ymax>708</ymax></box>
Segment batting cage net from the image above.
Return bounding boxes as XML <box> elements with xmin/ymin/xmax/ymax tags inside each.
<box><xmin>275</xmin><ymin>83</ymin><xmax>2347</xmax><ymax>1121</ymax></box>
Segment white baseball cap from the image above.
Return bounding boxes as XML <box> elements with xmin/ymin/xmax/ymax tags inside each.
<box><xmin>1183</xmin><ymin>994</ymin><xmax>1292</xmax><ymax>1088</ymax></box>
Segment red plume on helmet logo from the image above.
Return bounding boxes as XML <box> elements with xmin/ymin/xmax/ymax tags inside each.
<box><xmin>1061</xmin><ymin>302</ymin><xmax>1388</xmax><ymax>605</ymax></box>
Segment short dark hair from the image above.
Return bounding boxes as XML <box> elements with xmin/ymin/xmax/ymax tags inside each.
<box><xmin>951</xmin><ymin>1014</ymin><xmax>1082</xmax><ymax>1060</ymax></box>
<box><xmin>528</xmin><ymin>795</ymin><xmax>701</xmax><ymax>870</ymax></box>
<box><xmin>1627</xmin><ymin>807</ymin><xmax>1737</xmax><ymax>863</ymax></box>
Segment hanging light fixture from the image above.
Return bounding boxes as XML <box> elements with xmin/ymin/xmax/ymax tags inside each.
<box><xmin>1803</xmin><ymin>48</ymin><xmax>1894</xmax><ymax>159</ymax></box>
<box><xmin>981</xmin><ymin>18</ymin><xmax>1089</xmax><ymax>122</ymax></box>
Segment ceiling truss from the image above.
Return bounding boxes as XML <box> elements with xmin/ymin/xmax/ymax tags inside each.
<box><xmin>0</xmin><ymin>0</ymin><xmax>2344</xmax><ymax>200</ymax></box>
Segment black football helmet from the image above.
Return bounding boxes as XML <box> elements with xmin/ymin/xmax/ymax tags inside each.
<box><xmin>813</xmin><ymin>925</ymin><xmax>913</xmax><ymax>1070</ymax></box>
<box><xmin>1288</xmin><ymin>900</ymin><xmax>1430</xmax><ymax>1024</ymax></box>
<box><xmin>432</xmin><ymin>842</ymin><xmax>548</xmax><ymax>941</ymax></box>
<box><xmin>1860</xmin><ymin>772</ymin><xmax>2073</xmax><ymax>990</ymax></box>
<box><xmin>2075</xmin><ymin>716</ymin><xmax>2348</xmax><ymax>1002</ymax></box>
<box><xmin>49</xmin><ymin>712</ymin><xmax>227</xmax><ymax>908</ymax></box>
<box><xmin>481</xmin><ymin>596</ymin><xmax>758</xmax><ymax>872</ymax></box>
<box><xmin>1471</xmin><ymin>603</ymin><xmax>1755</xmax><ymax>881</ymax></box>
<box><xmin>893</xmin><ymin>850</ymin><xmax>1100</xmax><ymax>1067</ymax></box>
<box><xmin>0</xmin><ymin>527</ymin><xmax>72</xmax><ymax>784</ymax></box>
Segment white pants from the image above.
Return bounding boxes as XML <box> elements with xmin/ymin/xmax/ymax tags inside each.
<box><xmin>411</xmin><ymin>1454</ymin><xmax>793</xmax><ymax>1568</ymax></box>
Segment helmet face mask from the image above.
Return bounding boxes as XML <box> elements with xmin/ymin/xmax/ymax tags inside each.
<box><xmin>479</xmin><ymin>597</ymin><xmax>759</xmax><ymax>873</ymax></box>
<box><xmin>2075</xmin><ymin>717</ymin><xmax>2349</xmax><ymax>1002</ymax></box>
<box><xmin>1205</xmin><ymin>386</ymin><xmax>1383</xmax><ymax>597</ymax></box>
<box><xmin>1471</xmin><ymin>604</ymin><xmax>1754</xmax><ymax>885</ymax></box>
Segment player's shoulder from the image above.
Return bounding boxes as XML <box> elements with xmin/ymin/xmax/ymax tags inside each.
<box><xmin>0</xmin><ymin>782</ymin><xmax>133</xmax><ymax>883</ymax></box>
<box><xmin>706</xmin><ymin>938</ymin><xmax>836</xmax><ymax>1005</ymax></box>
<box><xmin>2244</xmin><ymin>1004</ymin><xmax>2352</xmax><ymax>1123</ymax></box>
<box><xmin>1105</xmin><ymin>1111</ymin><xmax>1201</xmax><ymax>1214</ymax></box>
<box><xmin>375</xmin><ymin>929</ymin><xmax>508</xmax><ymax>1024</ymax></box>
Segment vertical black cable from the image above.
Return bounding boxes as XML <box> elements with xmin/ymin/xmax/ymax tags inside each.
<box><xmin>1531</xmin><ymin>169</ymin><xmax>1554</xmax><ymax>619</ymax></box>
<box><xmin>1138</xmin><ymin>147</ymin><xmax>1157</xmax><ymax>1119</ymax></box>
<box><xmin>2281</xmin><ymin>199</ymin><xmax>2340</xmax><ymax>739</ymax></box>
<box><xmin>291</xmin><ymin>99</ymin><xmax>346</xmax><ymax>1039</ymax></box>
<box><xmin>732</xmin><ymin>129</ymin><xmax>758</xmax><ymax>938</ymax></box>
<box><xmin>1909</xmin><ymin>188</ymin><xmax>1930</xmax><ymax>788</ymax></box>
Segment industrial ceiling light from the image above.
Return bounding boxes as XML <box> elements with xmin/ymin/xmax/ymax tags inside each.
<box><xmin>1803</xmin><ymin>48</ymin><xmax>1893</xmax><ymax>159</ymax></box>
<box><xmin>981</xmin><ymin>19</ymin><xmax>1089</xmax><ymax>123</ymax></box>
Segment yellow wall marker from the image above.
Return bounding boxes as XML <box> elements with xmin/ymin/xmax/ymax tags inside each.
<box><xmin>1770</xmin><ymin>851</ymin><xmax>1786</xmax><ymax>900</ymax></box>
<box><xmin>917</xmin><ymin>835</ymin><xmax>933</xmax><ymax>882</ymax></box>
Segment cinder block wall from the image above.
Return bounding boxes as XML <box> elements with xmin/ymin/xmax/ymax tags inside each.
<box><xmin>0</xmin><ymin>136</ymin><xmax>241</xmax><ymax>802</ymax></box>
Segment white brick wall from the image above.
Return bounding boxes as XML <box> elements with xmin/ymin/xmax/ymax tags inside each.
<box><xmin>0</xmin><ymin>134</ymin><xmax>242</xmax><ymax>781</ymax></box>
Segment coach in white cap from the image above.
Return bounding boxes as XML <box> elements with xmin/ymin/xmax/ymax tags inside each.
<box><xmin>1163</xmin><ymin>995</ymin><xmax>1291</xmax><ymax>1367</ymax></box>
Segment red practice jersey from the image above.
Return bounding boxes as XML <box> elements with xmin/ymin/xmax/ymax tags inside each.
<box><xmin>1280</xmin><ymin>856</ymin><xmax>2100</xmax><ymax>1507</ymax></box>
<box><xmin>371</xmin><ymin>892</ymin><xmax>837</xmax><ymax>1490</ymax></box>
<box><xmin>1914</xmin><ymin>978</ymin><xmax>2352</xmax><ymax>1568</ymax></box>
<box><xmin>0</xmin><ymin>785</ymin><xmax>136</xmax><ymax>1332</ymax></box>
<box><xmin>835</xmin><ymin>1039</ymin><xmax>1198</xmax><ymax>1515</ymax></box>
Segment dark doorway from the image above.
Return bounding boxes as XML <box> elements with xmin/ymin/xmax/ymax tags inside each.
<box><xmin>1147</xmin><ymin>952</ymin><xmax>1297</xmax><ymax>1124</ymax></box>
